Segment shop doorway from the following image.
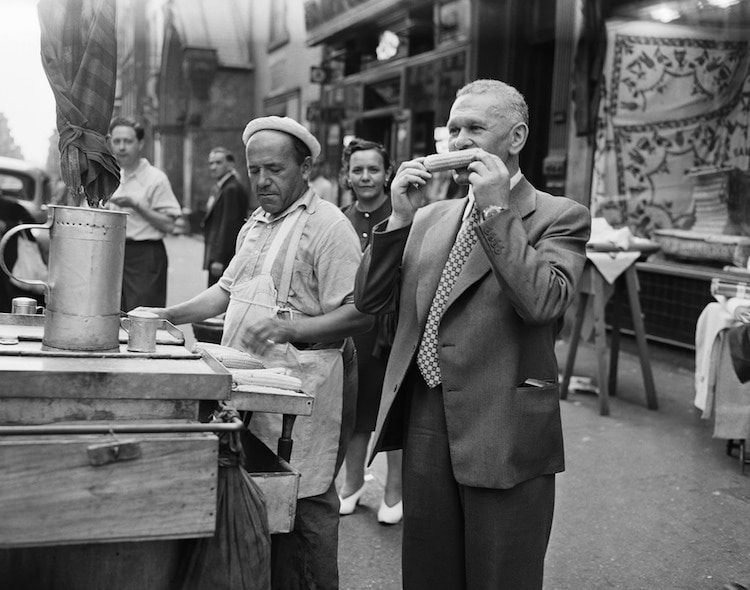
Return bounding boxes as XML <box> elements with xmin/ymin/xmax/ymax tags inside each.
<box><xmin>355</xmin><ymin>110</ymin><xmax>414</xmax><ymax>165</ymax></box>
<box><xmin>355</xmin><ymin>114</ymin><xmax>394</xmax><ymax>156</ymax></box>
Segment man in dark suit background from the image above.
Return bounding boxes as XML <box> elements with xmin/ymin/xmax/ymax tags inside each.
<box><xmin>355</xmin><ymin>79</ymin><xmax>591</xmax><ymax>589</ymax></box>
<box><xmin>202</xmin><ymin>147</ymin><xmax>250</xmax><ymax>286</ymax></box>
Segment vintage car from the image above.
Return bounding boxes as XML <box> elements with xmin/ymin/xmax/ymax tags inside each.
<box><xmin>0</xmin><ymin>156</ymin><xmax>53</xmax><ymax>224</ymax></box>
<box><xmin>0</xmin><ymin>157</ymin><xmax>53</xmax><ymax>311</ymax></box>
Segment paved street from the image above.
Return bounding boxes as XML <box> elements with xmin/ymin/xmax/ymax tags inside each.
<box><xmin>166</xmin><ymin>234</ymin><xmax>750</xmax><ymax>590</ymax></box>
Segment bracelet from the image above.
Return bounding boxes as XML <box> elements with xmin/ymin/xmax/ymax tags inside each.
<box><xmin>481</xmin><ymin>205</ymin><xmax>507</xmax><ymax>221</ymax></box>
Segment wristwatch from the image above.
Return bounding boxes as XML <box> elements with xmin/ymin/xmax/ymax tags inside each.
<box><xmin>481</xmin><ymin>205</ymin><xmax>507</xmax><ymax>221</ymax></box>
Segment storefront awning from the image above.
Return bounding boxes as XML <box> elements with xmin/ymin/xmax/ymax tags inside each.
<box><xmin>168</xmin><ymin>0</ymin><xmax>253</xmax><ymax>69</ymax></box>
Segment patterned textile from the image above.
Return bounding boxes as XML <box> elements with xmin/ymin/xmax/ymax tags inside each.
<box><xmin>591</xmin><ymin>20</ymin><xmax>750</xmax><ymax>238</ymax></box>
<box><xmin>417</xmin><ymin>205</ymin><xmax>479</xmax><ymax>388</ymax></box>
<box><xmin>38</xmin><ymin>0</ymin><xmax>120</xmax><ymax>207</ymax></box>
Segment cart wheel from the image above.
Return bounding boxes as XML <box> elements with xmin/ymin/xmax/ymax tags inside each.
<box><xmin>740</xmin><ymin>440</ymin><xmax>747</xmax><ymax>475</ymax></box>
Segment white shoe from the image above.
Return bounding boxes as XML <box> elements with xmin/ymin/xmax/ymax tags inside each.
<box><xmin>377</xmin><ymin>499</ymin><xmax>403</xmax><ymax>524</ymax></box>
<box><xmin>338</xmin><ymin>484</ymin><xmax>367</xmax><ymax>515</ymax></box>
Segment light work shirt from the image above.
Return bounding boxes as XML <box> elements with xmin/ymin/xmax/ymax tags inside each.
<box><xmin>219</xmin><ymin>189</ymin><xmax>362</xmax><ymax>319</ymax></box>
<box><xmin>109</xmin><ymin>158</ymin><xmax>182</xmax><ymax>240</ymax></box>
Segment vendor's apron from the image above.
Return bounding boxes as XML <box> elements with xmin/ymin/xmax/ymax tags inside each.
<box><xmin>222</xmin><ymin>207</ymin><xmax>344</xmax><ymax>499</ymax></box>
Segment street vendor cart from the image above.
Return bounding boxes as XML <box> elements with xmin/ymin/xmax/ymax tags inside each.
<box><xmin>0</xmin><ymin>2</ymin><xmax>319</xmax><ymax>585</ymax></box>
<box><xmin>0</xmin><ymin>310</ymin><xmax>312</xmax><ymax>588</ymax></box>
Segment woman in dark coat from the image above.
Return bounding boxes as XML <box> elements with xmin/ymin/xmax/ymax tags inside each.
<box><xmin>338</xmin><ymin>138</ymin><xmax>402</xmax><ymax>524</ymax></box>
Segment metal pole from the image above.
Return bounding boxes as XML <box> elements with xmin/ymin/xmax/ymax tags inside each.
<box><xmin>0</xmin><ymin>422</ymin><xmax>245</xmax><ymax>436</ymax></box>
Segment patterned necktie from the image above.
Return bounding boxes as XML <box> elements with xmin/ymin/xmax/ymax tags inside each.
<box><xmin>417</xmin><ymin>204</ymin><xmax>480</xmax><ymax>388</ymax></box>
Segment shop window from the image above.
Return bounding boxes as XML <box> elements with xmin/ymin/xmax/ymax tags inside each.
<box><xmin>406</xmin><ymin>5</ymin><xmax>435</xmax><ymax>56</ymax></box>
<box><xmin>406</xmin><ymin>61</ymin><xmax>437</xmax><ymax>114</ymax></box>
<box><xmin>268</xmin><ymin>0</ymin><xmax>290</xmax><ymax>51</ymax></box>
<box><xmin>435</xmin><ymin>0</ymin><xmax>470</xmax><ymax>46</ymax></box>
<box><xmin>343</xmin><ymin>84</ymin><xmax>363</xmax><ymax>118</ymax></box>
<box><xmin>411</xmin><ymin>111</ymin><xmax>436</xmax><ymax>157</ymax></box>
<box><xmin>405</xmin><ymin>49</ymin><xmax>465</xmax><ymax>123</ymax></box>
<box><xmin>363</xmin><ymin>77</ymin><xmax>401</xmax><ymax>111</ymax></box>
<box><xmin>589</xmin><ymin>0</ymin><xmax>750</xmax><ymax>267</ymax></box>
<box><xmin>324</xmin><ymin>5</ymin><xmax>438</xmax><ymax>77</ymax></box>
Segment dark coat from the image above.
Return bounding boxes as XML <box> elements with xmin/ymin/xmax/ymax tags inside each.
<box><xmin>202</xmin><ymin>175</ymin><xmax>250</xmax><ymax>270</ymax></box>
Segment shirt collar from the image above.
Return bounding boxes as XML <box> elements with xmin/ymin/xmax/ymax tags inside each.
<box><xmin>254</xmin><ymin>187</ymin><xmax>316</xmax><ymax>224</ymax></box>
<box><xmin>122</xmin><ymin>157</ymin><xmax>149</xmax><ymax>180</ymax></box>
<box><xmin>465</xmin><ymin>169</ymin><xmax>522</xmax><ymax>220</ymax></box>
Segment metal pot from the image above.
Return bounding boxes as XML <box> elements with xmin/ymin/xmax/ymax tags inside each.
<box><xmin>0</xmin><ymin>205</ymin><xmax>128</xmax><ymax>351</ymax></box>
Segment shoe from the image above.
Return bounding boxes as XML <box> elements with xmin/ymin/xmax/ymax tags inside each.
<box><xmin>377</xmin><ymin>499</ymin><xmax>403</xmax><ymax>525</ymax></box>
<box><xmin>338</xmin><ymin>484</ymin><xmax>367</xmax><ymax>515</ymax></box>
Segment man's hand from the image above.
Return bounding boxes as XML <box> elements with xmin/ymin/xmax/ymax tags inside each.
<box><xmin>240</xmin><ymin>317</ymin><xmax>299</xmax><ymax>356</ymax></box>
<box><xmin>129</xmin><ymin>306</ymin><xmax>170</xmax><ymax>320</ymax></box>
<box><xmin>464</xmin><ymin>148</ymin><xmax>511</xmax><ymax>211</ymax></box>
<box><xmin>388</xmin><ymin>158</ymin><xmax>431</xmax><ymax>229</ymax></box>
<box><xmin>109</xmin><ymin>195</ymin><xmax>139</xmax><ymax>209</ymax></box>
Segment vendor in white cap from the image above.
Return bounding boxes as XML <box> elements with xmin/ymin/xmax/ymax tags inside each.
<box><xmin>136</xmin><ymin>115</ymin><xmax>371</xmax><ymax>589</ymax></box>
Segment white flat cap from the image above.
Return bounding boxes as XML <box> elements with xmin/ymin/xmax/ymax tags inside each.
<box><xmin>242</xmin><ymin>116</ymin><xmax>321</xmax><ymax>161</ymax></box>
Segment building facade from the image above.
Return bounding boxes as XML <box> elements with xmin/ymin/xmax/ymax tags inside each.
<box><xmin>303</xmin><ymin>0</ymin><xmax>564</xmax><ymax>201</ymax></box>
<box><xmin>115</xmin><ymin>0</ymin><xmax>255</xmax><ymax>231</ymax></box>
<box><xmin>300</xmin><ymin>0</ymin><xmax>750</xmax><ymax>348</ymax></box>
<box><xmin>112</xmin><ymin>0</ymin><xmax>750</xmax><ymax>347</ymax></box>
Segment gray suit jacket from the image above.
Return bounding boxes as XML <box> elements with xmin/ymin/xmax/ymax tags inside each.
<box><xmin>355</xmin><ymin>177</ymin><xmax>591</xmax><ymax>489</ymax></box>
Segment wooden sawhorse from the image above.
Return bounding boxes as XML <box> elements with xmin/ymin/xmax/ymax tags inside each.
<box><xmin>560</xmin><ymin>260</ymin><xmax>659</xmax><ymax>416</ymax></box>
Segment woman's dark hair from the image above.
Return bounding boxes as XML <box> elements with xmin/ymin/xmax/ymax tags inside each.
<box><xmin>339</xmin><ymin>138</ymin><xmax>393</xmax><ymax>191</ymax></box>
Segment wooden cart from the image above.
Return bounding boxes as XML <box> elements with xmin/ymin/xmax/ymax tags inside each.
<box><xmin>0</xmin><ymin>312</ymin><xmax>312</xmax><ymax>588</ymax></box>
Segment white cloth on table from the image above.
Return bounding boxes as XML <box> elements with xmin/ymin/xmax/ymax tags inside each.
<box><xmin>694</xmin><ymin>297</ymin><xmax>750</xmax><ymax>413</ymax></box>
<box><xmin>586</xmin><ymin>251</ymin><xmax>641</xmax><ymax>284</ymax></box>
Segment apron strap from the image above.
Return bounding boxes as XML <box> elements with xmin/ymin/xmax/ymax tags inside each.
<box><xmin>231</xmin><ymin>206</ymin><xmax>304</xmax><ymax>281</ymax></box>
<box><xmin>277</xmin><ymin>209</ymin><xmax>310</xmax><ymax>306</ymax></box>
<box><xmin>260</xmin><ymin>206</ymin><xmax>304</xmax><ymax>275</ymax></box>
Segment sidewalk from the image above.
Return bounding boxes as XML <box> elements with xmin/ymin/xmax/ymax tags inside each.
<box><xmin>543</xmin><ymin>336</ymin><xmax>750</xmax><ymax>590</ymax></box>
<box><xmin>339</xmin><ymin>334</ymin><xmax>750</xmax><ymax>590</ymax></box>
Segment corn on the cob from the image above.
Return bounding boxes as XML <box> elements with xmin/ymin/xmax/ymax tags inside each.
<box><xmin>191</xmin><ymin>342</ymin><xmax>265</xmax><ymax>369</ymax></box>
<box><xmin>423</xmin><ymin>149</ymin><xmax>480</xmax><ymax>172</ymax></box>
<box><xmin>233</xmin><ymin>384</ymin><xmax>308</xmax><ymax>397</ymax></box>
<box><xmin>231</xmin><ymin>369</ymin><xmax>303</xmax><ymax>391</ymax></box>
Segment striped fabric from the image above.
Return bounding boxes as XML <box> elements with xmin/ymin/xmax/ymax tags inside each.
<box><xmin>38</xmin><ymin>0</ymin><xmax>120</xmax><ymax>207</ymax></box>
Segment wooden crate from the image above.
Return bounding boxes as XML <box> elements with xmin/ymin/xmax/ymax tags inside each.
<box><xmin>241</xmin><ymin>430</ymin><xmax>300</xmax><ymax>534</ymax></box>
<box><xmin>0</xmin><ymin>431</ymin><xmax>218</xmax><ymax>547</ymax></box>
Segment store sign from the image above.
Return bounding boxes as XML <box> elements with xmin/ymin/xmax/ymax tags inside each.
<box><xmin>310</xmin><ymin>65</ymin><xmax>331</xmax><ymax>84</ymax></box>
<box><xmin>307</xmin><ymin>104</ymin><xmax>346</xmax><ymax>123</ymax></box>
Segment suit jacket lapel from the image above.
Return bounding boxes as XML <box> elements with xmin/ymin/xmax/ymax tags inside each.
<box><xmin>416</xmin><ymin>200</ymin><xmax>465</xmax><ymax>327</ymax></box>
<box><xmin>446</xmin><ymin>177</ymin><xmax>537</xmax><ymax>306</ymax></box>
<box><xmin>204</xmin><ymin>176</ymin><xmax>233</xmax><ymax>221</ymax></box>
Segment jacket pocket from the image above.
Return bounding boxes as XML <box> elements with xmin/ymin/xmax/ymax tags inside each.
<box><xmin>501</xmin><ymin>381</ymin><xmax>564</xmax><ymax>478</ymax></box>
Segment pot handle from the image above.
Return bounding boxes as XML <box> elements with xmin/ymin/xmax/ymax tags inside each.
<box><xmin>0</xmin><ymin>218</ymin><xmax>53</xmax><ymax>297</ymax></box>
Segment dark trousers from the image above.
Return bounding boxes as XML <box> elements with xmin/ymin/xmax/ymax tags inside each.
<box><xmin>266</xmin><ymin>338</ymin><xmax>357</xmax><ymax>590</ymax></box>
<box><xmin>402</xmin><ymin>372</ymin><xmax>555</xmax><ymax>590</ymax></box>
<box><xmin>270</xmin><ymin>479</ymin><xmax>340</xmax><ymax>590</ymax></box>
<box><xmin>121</xmin><ymin>239</ymin><xmax>168</xmax><ymax>312</ymax></box>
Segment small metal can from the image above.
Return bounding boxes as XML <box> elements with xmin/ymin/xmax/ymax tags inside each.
<box><xmin>11</xmin><ymin>297</ymin><xmax>41</xmax><ymax>315</ymax></box>
<box><xmin>121</xmin><ymin>310</ymin><xmax>161</xmax><ymax>353</ymax></box>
